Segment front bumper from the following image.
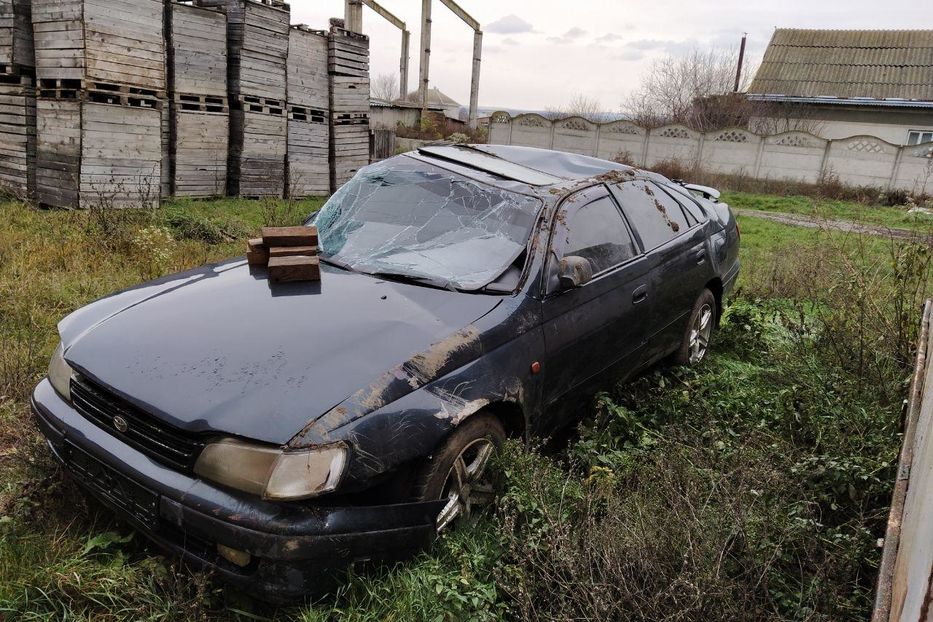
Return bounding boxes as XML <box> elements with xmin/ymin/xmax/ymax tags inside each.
<box><xmin>31</xmin><ymin>379</ymin><xmax>442</xmax><ymax>602</ymax></box>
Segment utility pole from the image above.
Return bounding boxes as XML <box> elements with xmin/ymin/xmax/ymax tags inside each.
<box><xmin>734</xmin><ymin>33</ymin><xmax>747</xmax><ymax>93</ymax></box>
<box><xmin>344</xmin><ymin>0</ymin><xmax>363</xmax><ymax>32</ymax></box>
<box><xmin>438</xmin><ymin>0</ymin><xmax>482</xmax><ymax>128</ymax></box>
<box><xmin>419</xmin><ymin>0</ymin><xmax>432</xmax><ymax>119</ymax></box>
<box><xmin>359</xmin><ymin>0</ymin><xmax>410</xmax><ymax>99</ymax></box>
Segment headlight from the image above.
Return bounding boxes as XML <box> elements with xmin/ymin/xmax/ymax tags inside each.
<box><xmin>193</xmin><ymin>439</ymin><xmax>347</xmax><ymax>501</ymax></box>
<box><xmin>48</xmin><ymin>342</ymin><xmax>74</xmax><ymax>401</ymax></box>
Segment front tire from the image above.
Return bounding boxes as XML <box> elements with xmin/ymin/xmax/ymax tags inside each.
<box><xmin>675</xmin><ymin>289</ymin><xmax>716</xmax><ymax>365</ymax></box>
<box><xmin>412</xmin><ymin>413</ymin><xmax>506</xmax><ymax>533</ymax></box>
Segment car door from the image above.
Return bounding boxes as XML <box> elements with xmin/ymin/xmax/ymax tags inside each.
<box><xmin>538</xmin><ymin>187</ymin><xmax>652</xmax><ymax>433</ymax></box>
<box><xmin>609</xmin><ymin>179</ymin><xmax>714</xmax><ymax>364</ymax></box>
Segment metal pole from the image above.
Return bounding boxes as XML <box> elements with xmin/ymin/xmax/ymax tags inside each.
<box><xmin>400</xmin><ymin>29</ymin><xmax>410</xmax><ymax>100</ymax></box>
<box><xmin>734</xmin><ymin>34</ymin><xmax>747</xmax><ymax>92</ymax></box>
<box><xmin>468</xmin><ymin>30</ymin><xmax>482</xmax><ymax>128</ymax></box>
<box><xmin>419</xmin><ymin>0</ymin><xmax>432</xmax><ymax>118</ymax></box>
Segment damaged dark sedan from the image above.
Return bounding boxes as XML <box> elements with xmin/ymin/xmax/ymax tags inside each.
<box><xmin>32</xmin><ymin>144</ymin><xmax>739</xmax><ymax>601</ymax></box>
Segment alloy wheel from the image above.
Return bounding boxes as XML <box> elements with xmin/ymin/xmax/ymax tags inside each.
<box><xmin>689</xmin><ymin>304</ymin><xmax>714</xmax><ymax>364</ymax></box>
<box><xmin>435</xmin><ymin>438</ymin><xmax>496</xmax><ymax>533</ymax></box>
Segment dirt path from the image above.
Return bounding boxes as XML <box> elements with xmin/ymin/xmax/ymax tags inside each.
<box><xmin>734</xmin><ymin>208</ymin><xmax>932</xmax><ymax>242</ymax></box>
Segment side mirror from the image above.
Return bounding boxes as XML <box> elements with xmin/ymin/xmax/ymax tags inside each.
<box><xmin>558</xmin><ymin>256</ymin><xmax>593</xmax><ymax>289</ymax></box>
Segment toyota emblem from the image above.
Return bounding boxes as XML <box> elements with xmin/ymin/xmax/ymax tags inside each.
<box><xmin>113</xmin><ymin>416</ymin><xmax>129</xmax><ymax>433</ymax></box>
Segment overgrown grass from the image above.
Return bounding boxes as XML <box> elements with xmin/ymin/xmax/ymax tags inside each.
<box><xmin>0</xmin><ymin>195</ymin><xmax>930</xmax><ymax>620</ymax></box>
<box><xmin>726</xmin><ymin>191</ymin><xmax>933</xmax><ymax>233</ymax></box>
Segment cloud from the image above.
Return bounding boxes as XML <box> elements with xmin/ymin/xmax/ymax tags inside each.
<box><xmin>486</xmin><ymin>14</ymin><xmax>533</xmax><ymax>34</ymax></box>
<box><xmin>614</xmin><ymin>49</ymin><xmax>645</xmax><ymax>61</ymax></box>
<box><xmin>503</xmin><ymin>38</ymin><xmax>518</xmax><ymax>46</ymax></box>
<box><xmin>618</xmin><ymin>38</ymin><xmax>700</xmax><ymax>57</ymax></box>
<box><xmin>596</xmin><ymin>33</ymin><xmax>624</xmax><ymax>44</ymax></box>
<box><xmin>563</xmin><ymin>27</ymin><xmax>587</xmax><ymax>39</ymax></box>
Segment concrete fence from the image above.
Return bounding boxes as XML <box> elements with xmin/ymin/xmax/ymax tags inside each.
<box><xmin>488</xmin><ymin>112</ymin><xmax>933</xmax><ymax>195</ymax></box>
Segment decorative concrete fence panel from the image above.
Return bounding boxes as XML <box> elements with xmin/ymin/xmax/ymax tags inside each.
<box><xmin>826</xmin><ymin>136</ymin><xmax>900</xmax><ymax>189</ymax></box>
<box><xmin>595</xmin><ymin>121</ymin><xmax>645</xmax><ymax>164</ymax></box>
<box><xmin>488</xmin><ymin>112</ymin><xmax>933</xmax><ymax>195</ymax></box>
<box><xmin>702</xmin><ymin>128</ymin><xmax>761</xmax><ymax>176</ymax></box>
<box><xmin>645</xmin><ymin>125</ymin><xmax>700</xmax><ymax>168</ymax></box>
<box><xmin>758</xmin><ymin>132</ymin><xmax>828</xmax><ymax>184</ymax></box>
<box><xmin>893</xmin><ymin>143</ymin><xmax>933</xmax><ymax>196</ymax></box>
<box><xmin>509</xmin><ymin>113</ymin><xmax>552</xmax><ymax>149</ymax></box>
<box><xmin>552</xmin><ymin>116</ymin><xmax>597</xmax><ymax>156</ymax></box>
<box><xmin>488</xmin><ymin>111</ymin><xmax>512</xmax><ymax>146</ymax></box>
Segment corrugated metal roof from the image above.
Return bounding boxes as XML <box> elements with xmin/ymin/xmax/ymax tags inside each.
<box><xmin>748</xmin><ymin>29</ymin><xmax>933</xmax><ymax>102</ymax></box>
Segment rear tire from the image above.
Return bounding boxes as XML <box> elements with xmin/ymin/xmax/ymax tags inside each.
<box><xmin>674</xmin><ymin>289</ymin><xmax>717</xmax><ymax>365</ymax></box>
<box><xmin>412</xmin><ymin>413</ymin><xmax>506</xmax><ymax>533</ymax></box>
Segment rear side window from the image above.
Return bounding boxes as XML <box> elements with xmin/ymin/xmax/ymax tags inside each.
<box><xmin>663</xmin><ymin>183</ymin><xmax>708</xmax><ymax>223</ymax></box>
<box><xmin>564</xmin><ymin>196</ymin><xmax>637</xmax><ymax>273</ymax></box>
<box><xmin>613</xmin><ymin>181</ymin><xmax>687</xmax><ymax>250</ymax></box>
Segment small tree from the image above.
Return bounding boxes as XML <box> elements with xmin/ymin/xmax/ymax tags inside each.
<box><xmin>370</xmin><ymin>72</ymin><xmax>399</xmax><ymax>101</ymax></box>
<box><xmin>544</xmin><ymin>92</ymin><xmax>611</xmax><ymax>123</ymax></box>
<box><xmin>624</xmin><ymin>46</ymin><xmax>823</xmax><ymax>134</ymax></box>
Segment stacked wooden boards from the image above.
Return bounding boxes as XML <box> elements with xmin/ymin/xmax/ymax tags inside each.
<box><xmin>224</xmin><ymin>0</ymin><xmax>289</xmax><ymax>198</ymax></box>
<box><xmin>0</xmin><ymin>0</ymin><xmax>35</xmax><ymax>198</ymax></box>
<box><xmin>247</xmin><ymin>226</ymin><xmax>320</xmax><ymax>282</ymax></box>
<box><xmin>31</xmin><ymin>0</ymin><xmax>165</xmax><ymax>208</ymax></box>
<box><xmin>327</xmin><ymin>26</ymin><xmax>369</xmax><ymax>192</ymax></box>
<box><xmin>167</xmin><ymin>2</ymin><xmax>228</xmax><ymax>198</ymax></box>
<box><xmin>285</xmin><ymin>26</ymin><xmax>328</xmax><ymax>198</ymax></box>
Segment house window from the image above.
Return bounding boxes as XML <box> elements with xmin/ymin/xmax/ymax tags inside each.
<box><xmin>907</xmin><ymin>130</ymin><xmax>933</xmax><ymax>146</ymax></box>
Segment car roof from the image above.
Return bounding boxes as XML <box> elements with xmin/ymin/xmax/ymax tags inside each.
<box><xmin>415</xmin><ymin>144</ymin><xmax>635</xmax><ymax>189</ymax></box>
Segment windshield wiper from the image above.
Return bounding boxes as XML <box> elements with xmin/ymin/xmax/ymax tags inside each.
<box><xmin>319</xmin><ymin>255</ymin><xmax>353</xmax><ymax>271</ymax></box>
<box><xmin>369</xmin><ymin>271</ymin><xmax>459</xmax><ymax>291</ymax></box>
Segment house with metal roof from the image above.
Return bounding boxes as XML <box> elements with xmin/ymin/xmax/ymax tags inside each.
<box><xmin>748</xmin><ymin>29</ymin><xmax>933</xmax><ymax>145</ymax></box>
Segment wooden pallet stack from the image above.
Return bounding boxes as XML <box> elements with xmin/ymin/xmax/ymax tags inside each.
<box><xmin>222</xmin><ymin>0</ymin><xmax>289</xmax><ymax>198</ymax></box>
<box><xmin>285</xmin><ymin>25</ymin><xmax>328</xmax><ymax>198</ymax></box>
<box><xmin>0</xmin><ymin>0</ymin><xmax>35</xmax><ymax>198</ymax></box>
<box><xmin>327</xmin><ymin>26</ymin><xmax>370</xmax><ymax>192</ymax></box>
<box><xmin>167</xmin><ymin>1</ymin><xmax>228</xmax><ymax>198</ymax></box>
<box><xmin>32</xmin><ymin>0</ymin><xmax>165</xmax><ymax>208</ymax></box>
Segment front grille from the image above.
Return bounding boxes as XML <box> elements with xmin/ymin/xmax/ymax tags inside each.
<box><xmin>66</xmin><ymin>441</ymin><xmax>160</xmax><ymax>530</ymax></box>
<box><xmin>70</xmin><ymin>376</ymin><xmax>205</xmax><ymax>472</ymax></box>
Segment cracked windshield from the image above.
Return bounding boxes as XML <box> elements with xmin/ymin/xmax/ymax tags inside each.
<box><xmin>311</xmin><ymin>157</ymin><xmax>542</xmax><ymax>290</ymax></box>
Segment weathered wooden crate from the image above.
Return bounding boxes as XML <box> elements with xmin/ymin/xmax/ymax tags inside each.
<box><xmin>167</xmin><ymin>2</ymin><xmax>229</xmax><ymax>198</ymax></box>
<box><xmin>35</xmin><ymin>98</ymin><xmax>80</xmax><ymax>207</ymax></box>
<box><xmin>0</xmin><ymin>78</ymin><xmax>35</xmax><ymax>198</ymax></box>
<box><xmin>36</xmin><ymin>100</ymin><xmax>162</xmax><ymax>208</ymax></box>
<box><xmin>170</xmin><ymin>2</ymin><xmax>227</xmax><ymax>98</ymax></box>
<box><xmin>80</xmin><ymin>103</ymin><xmax>162</xmax><ymax>208</ymax></box>
<box><xmin>328</xmin><ymin>27</ymin><xmax>369</xmax><ymax>192</ymax></box>
<box><xmin>225</xmin><ymin>0</ymin><xmax>289</xmax><ymax>101</ymax></box>
<box><xmin>327</xmin><ymin>27</ymin><xmax>368</xmax><ymax>79</ymax></box>
<box><xmin>0</xmin><ymin>0</ymin><xmax>34</xmax><ymax>72</ymax></box>
<box><xmin>287</xmin><ymin>119</ymin><xmax>328</xmax><ymax>197</ymax></box>
<box><xmin>174</xmin><ymin>110</ymin><xmax>228</xmax><ymax>197</ymax></box>
<box><xmin>330</xmin><ymin>122</ymin><xmax>369</xmax><ymax>189</ymax></box>
<box><xmin>288</xmin><ymin>26</ymin><xmax>327</xmax><ymax>110</ymax></box>
<box><xmin>32</xmin><ymin>0</ymin><xmax>165</xmax><ymax>94</ymax></box>
<box><xmin>285</xmin><ymin>26</ymin><xmax>328</xmax><ymax>198</ymax></box>
<box><xmin>230</xmin><ymin>108</ymin><xmax>285</xmax><ymax>197</ymax></box>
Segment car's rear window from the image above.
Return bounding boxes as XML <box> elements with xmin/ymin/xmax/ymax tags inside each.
<box><xmin>311</xmin><ymin>157</ymin><xmax>542</xmax><ymax>291</ymax></box>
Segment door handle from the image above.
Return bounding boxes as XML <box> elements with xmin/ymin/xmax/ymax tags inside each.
<box><xmin>695</xmin><ymin>250</ymin><xmax>706</xmax><ymax>265</ymax></box>
<box><xmin>632</xmin><ymin>285</ymin><xmax>648</xmax><ymax>304</ymax></box>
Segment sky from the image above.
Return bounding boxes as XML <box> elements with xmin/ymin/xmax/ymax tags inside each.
<box><xmin>288</xmin><ymin>0</ymin><xmax>930</xmax><ymax>113</ymax></box>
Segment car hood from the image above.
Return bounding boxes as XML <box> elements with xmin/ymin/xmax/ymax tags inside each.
<box><xmin>59</xmin><ymin>260</ymin><xmax>501</xmax><ymax>445</ymax></box>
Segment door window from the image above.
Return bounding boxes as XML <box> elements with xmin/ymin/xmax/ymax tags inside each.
<box><xmin>614</xmin><ymin>181</ymin><xmax>688</xmax><ymax>250</ymax></box>
<box><xmin>563</xmin><ymin>197</ymin><xmax>636</xmax><ymax>274</ymax></box>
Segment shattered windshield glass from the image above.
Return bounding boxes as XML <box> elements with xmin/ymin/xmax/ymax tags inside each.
<box><xmin>310</xmin><ymin>157</ymin><xmax>542</xmax><ymax>291</ymax></box>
